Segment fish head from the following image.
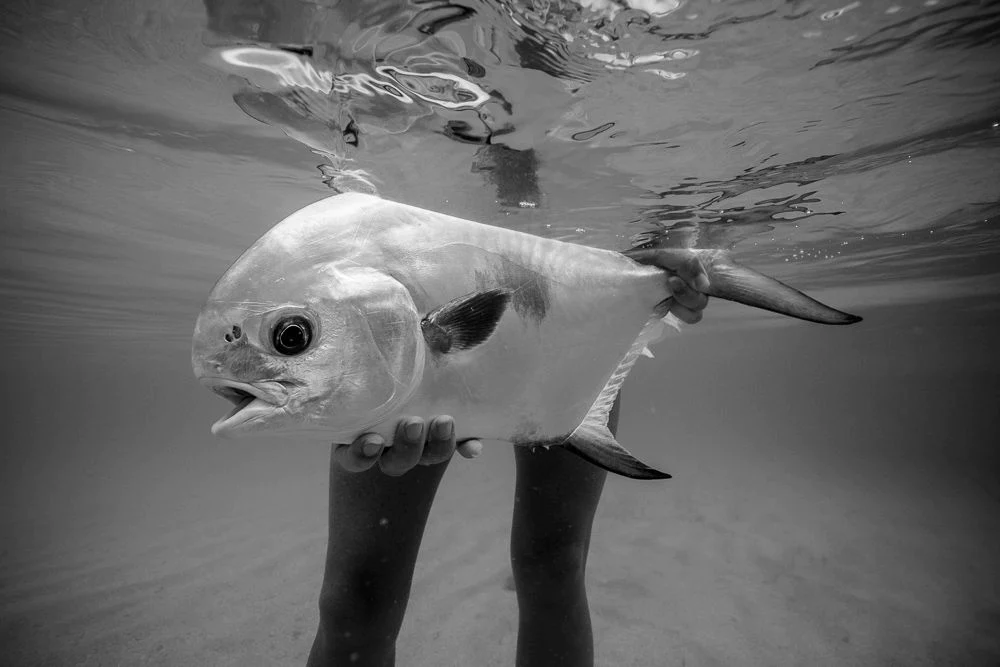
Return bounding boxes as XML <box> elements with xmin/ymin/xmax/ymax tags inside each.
<box><xmin>192</xmin><ymin>245</ymin><xmax>425</xmax><ymax>440</ymax></box>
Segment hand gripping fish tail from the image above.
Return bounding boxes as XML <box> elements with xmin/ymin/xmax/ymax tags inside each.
<box><xmin>624</xmin><ymin>247</ymin><xmax>862</xmax><ymax>325</ymax></box>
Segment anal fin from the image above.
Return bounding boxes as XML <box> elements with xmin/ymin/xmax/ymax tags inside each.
<box><xmin>564</xmin><ymin>422</ymin><xmax>670</xmax><ymax>480</ymax></box>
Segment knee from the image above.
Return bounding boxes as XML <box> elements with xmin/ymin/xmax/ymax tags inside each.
<box><xmin>510</xmin><ymin>534</ymin><xmax>590</xmax><ymax>585</ymax></box>
<box><xmin>315</xmin><ymin>567</ymin><xmax>407</xmax><ymax>645</ymax></box>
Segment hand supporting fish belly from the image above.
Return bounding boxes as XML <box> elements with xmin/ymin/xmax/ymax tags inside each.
<box><xmin>192</xmin><ymin>193</ymin><xmax>860</xmax><ymax>480</ymax></box>
<box><xmin>337</xmin><ymin>415</ymin><xmax>484</xmax><ymax>476</ymax></box>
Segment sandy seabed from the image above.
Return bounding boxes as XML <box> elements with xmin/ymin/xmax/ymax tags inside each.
<box><xmin>3</xmin><ymin>427</ymin><xmax>998</xmax><ymax>667</ymax></box>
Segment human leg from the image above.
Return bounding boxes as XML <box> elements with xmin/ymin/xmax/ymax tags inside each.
<box><xmin>509</xmin><ymin>399</ymin><xmax>619</xmax><ymax>667</ymax></box>
<box><xmin>306</xmin><ymin>451</ymin><xmax>450</xmax><ymax>666</ymax></box>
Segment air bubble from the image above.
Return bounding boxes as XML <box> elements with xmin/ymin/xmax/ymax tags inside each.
<box><xmin>645</xmin><ymin>69</ymin><xmax>685</xmax><ymax>80</ymax></box>
<box><xmin>821</xmin><ymin>1</ymin><xmax>860</xmax><ymax>21</ymax></box>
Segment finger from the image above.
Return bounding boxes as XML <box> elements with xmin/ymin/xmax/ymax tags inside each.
<box><xmin>667</xmin><ymin>275</ymin><xmax>709</xmax><ymax>312</ymax></box>
<box><xmin>668</xmin><ymin>301</ymin><xmax>703</xmax><ymax>324</ymax></box>
<box><xmin>678</xmin><ymin>253</ymin><xmax>711</xmax><ymax>293</ymax></box>
<box><xmin>457</xmin><ymin>439</ymin><xmax>483</xmax><ymax>459</ymax></box>
<box><xmin>379</xmin><ymin>418</ymin><xmax>425</xmax><ymax>476</ymax></box>
<box><xmin>420</xmin><ymin>416</ymin><xmax>457</xmax><ymax>466</ymax></box>
<box><xmin>649</xmin><ymin>249</ymin><xmax>710</xmax><ymax>293</ymax></box>
<box><xmin>333</xmin><ymin>434</ymin><xmax>384</xmax><ymax>472</ymax></box>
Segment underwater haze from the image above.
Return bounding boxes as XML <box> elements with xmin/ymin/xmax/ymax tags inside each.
<box><xmin>1</xmin><ymin>0</ymin><xmax>999</xmax><ymax>665</ymax></box>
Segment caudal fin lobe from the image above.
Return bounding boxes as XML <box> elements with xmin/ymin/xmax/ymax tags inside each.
<box><xmin>625</xmin><ymin>248</ymin><xmax>862</xmax><ymax>325</ymax></box>
<box><xmin>564</xmin><ymin>422</ymin><xmax>671</xmax><ymax>480</ymax></box>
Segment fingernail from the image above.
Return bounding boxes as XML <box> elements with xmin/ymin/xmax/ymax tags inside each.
<box><xmin>405</xmin><ymin>421</ymin><xmax>424</xmax><ymax>441</ymax></box>
<box><xmin>363</xmin><ymin>441</ymin><xmax>381</xmax><ymax>457</ymax></box>
<box><xmin>433</xmin><ymin>419</ymin><xmax>452</xmax><ymax>439</ymax></box>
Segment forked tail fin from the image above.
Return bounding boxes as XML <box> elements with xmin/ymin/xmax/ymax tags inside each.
<box><xmin>624</xmin><ymin>248</ymin><xmax>862</xmax><ymax>325</ymax></box>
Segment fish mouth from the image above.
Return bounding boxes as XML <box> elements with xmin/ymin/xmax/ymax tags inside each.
<box><xmin>200</xmin><ymin>378</ymin><xmax>287</xmax><ymax>436</ymax></box>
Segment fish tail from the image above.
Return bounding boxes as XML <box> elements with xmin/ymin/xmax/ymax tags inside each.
<box><xmin>623</xmin><ymin>248</ymin><xmax>862</xmax><ymax>325</ymax></box>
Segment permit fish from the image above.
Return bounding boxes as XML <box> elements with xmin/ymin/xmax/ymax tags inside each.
<box><xmin>192</xmin><ymin>193</ymin><xmax>860</xmax><ymax>479</ymax></box>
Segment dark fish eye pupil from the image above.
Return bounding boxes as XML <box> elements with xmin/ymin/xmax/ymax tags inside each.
<box><xmin>273</xmin><ymin>317</ymin><xmax>311</xmax><ymax>355</ymax></box>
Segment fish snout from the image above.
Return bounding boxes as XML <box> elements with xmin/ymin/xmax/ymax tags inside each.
<box><xmin>191</xmin><ymin>311</ymin><xmax>233</xmax><ymax>375</ymax></box>
<box><xmin>192</xmin><ymin>352</ymin><xmax>224</xmax><ymax>379</ymax></box>
<box><xmin>192</xmin><ymin>309</ymin><xmax>287</xmax><ymax>384</ymax></box>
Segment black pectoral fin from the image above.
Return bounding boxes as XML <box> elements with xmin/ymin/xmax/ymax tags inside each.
<box><xmin>564</xmin><ymin>422</ymin><xmax>671</xmax><ymax>480</ymax></box>
<box><xmin>421</xmin><ymin>288</ymin><xmax>512</xmax><ymax>354</ymax></box>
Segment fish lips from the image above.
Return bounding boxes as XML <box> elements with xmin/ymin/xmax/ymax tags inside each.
<box><xmin>199</xmin><ymin>377</ymin><xmax>291</xmax><ymax>437</ymax></box>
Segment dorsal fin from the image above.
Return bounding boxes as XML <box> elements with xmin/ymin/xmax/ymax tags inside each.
<box><xmin>421</xmin><ymin>288</ymin><xmax>512</xmax><ymax>354</ymax></box>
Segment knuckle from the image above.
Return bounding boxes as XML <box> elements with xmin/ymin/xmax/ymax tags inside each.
<box><xmin>422</xmin><ymin>453</ymin><xmax>450</xmax><ymax>466</ymax></box>
<box><xmin>341</xmin><ymin>458</ymin><xmax>366</xmax><ymax>472</ymax></box>
<box><xmin>425</xmin><ymin>444</ymin><xmax>453</xmax><ymax>461</ymax></box>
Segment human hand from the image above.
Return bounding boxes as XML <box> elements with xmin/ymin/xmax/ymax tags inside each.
<box><xmin>646</xmin><ymin>249</ymin><xmax>712</xmax><ymax>324</ymax></box>
<box><xmin>334</xmin><ymin>416</ymin><xmax>483</xmax><ymax>476</ymax></box>
<box><xmin>666</xmin><ymin>268</ymin><xmax>710</xmax><ymax>324</ymax></box>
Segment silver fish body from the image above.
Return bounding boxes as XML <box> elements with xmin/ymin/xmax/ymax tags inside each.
<box><xmin>192</xmin><ymin>193</ymin><xmax>860</xmax><ymax>479</ymax></box>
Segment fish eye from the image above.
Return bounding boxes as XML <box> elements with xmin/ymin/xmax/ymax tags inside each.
<box><xmin>272</xmin><ymin>316</ymin><xmax>312</xmax><ymax>356</ymax></box>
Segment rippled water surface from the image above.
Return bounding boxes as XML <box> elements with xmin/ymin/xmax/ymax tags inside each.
<box><xmin>2</xmin><ymin>0</ymin><xmax>998</xmax><ymax>665</ymax></box>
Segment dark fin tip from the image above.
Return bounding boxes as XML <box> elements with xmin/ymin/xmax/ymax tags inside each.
<box><xmin>565</xmin><ymin>423</ymin><xmax>671</xmax><ymax>481</ymax></box>
<box><xmin>567</xmin><ymin>441</ymin><xmax>671</xmax><ymax>480</ymax></box>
